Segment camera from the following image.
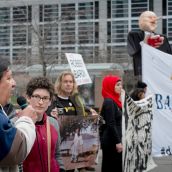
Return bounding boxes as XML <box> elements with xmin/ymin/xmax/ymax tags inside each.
<box><xmin>57</xmin><ymin>108</ymin><xmax>64</xmax><ymax>115</ymax></box>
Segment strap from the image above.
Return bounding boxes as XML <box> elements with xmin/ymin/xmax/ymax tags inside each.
<box><xmin>75</xmin><ymin>94</ymin><xmax>86</xmax><ymax>117</ymax></box>
<box><xmin>47</xmin><ymin>118</ymin><xmax>51</xmax><ymax>172</ymax></box>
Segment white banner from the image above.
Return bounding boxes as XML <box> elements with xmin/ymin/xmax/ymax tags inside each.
<box><xmin>122</xmin><ymin>93</ymin><xmax>156</xmax><ymax>171</ymax></box>
<box><xmin>65</xmin><ymin>53</ymin><xmax>92</xmax><ymax>85</ymax></box>
<box><xmin>142</xmin><ymin>43</ymin><xmax>172</xmax><ymax>156</ymax></box>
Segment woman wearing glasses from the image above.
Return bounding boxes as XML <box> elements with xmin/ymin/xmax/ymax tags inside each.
<box><xmin>22</xmin><ymin>77</ymin><xmax>65</xmax><ymax>172</ymax></box>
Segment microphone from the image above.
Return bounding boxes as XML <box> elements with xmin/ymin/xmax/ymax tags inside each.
<box><xmin>17</xmin><ymin>96</ymin><xmax>28</xmax><ymax>110</ymax></box>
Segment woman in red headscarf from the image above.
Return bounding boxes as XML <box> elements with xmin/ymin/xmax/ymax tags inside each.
<box><xmin>99</xmin><ymin>75</ymin><xmax>123</xmax><ymax>172</ymax></box>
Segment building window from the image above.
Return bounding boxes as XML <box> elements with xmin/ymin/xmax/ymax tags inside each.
<box><xmin>0</xmin><ymin>49</ymin><xmax>10</xmax><ymax>58</ymax></box>
<box><xmin>107</xmin><ymin>0</ymin><xmax>111</xmax><ymax>18</ymax></box>
<box><xmin>78</xmin><ymin>2</ymin><xmax>94</xmax><ymax>20</ymax></box>
<box><xmin>111</xmin><ymin>20</ymin><xmax>128</xmax><ymax>43</ymax></box>
<box><xmin>61</xmin><ymin>4</ymin><xmax>75</xmax><ymax>21</ymax></box>
<box><xmin>13</xmin><ymin>48</ymin><xmax>27</xmax><ymax>64</ymax></box>
<box><xmin>95</xmin><ymin>1</ymin><xmax>99</xmax><ymax>19</ymax></box>
<box><xmin>111</xmin><ymin>46</ymin><xmax>128</xmax><ymax>61</ymax></box>
<box><xmin>167</xmin><ymin>18</ymin><xmax>172</xmax><ymax>41</ymax></box>
<box><xmin>0</xmin><ymin>26</ymin><xmax>10</xmax><ymax>46</ymax></box>
<box><xmin>131</xmin><ymin>19</ymin><xmax>139</xmax><ymax>31</ymax></box>
<box><xmin>95</xmin><ymin>22</ymin><xmax>99</xmax><ymax>43</ymax></box>
<box><xmin>166</xmin><ymin>0</ymin><xmax>172</xmax><ymax>42</ymax></box>
<box><xmin>112</xmin><ymin>0</ymin><xmax>128</xmax><ymax>18</ymax></box>
<box><xmin>61</xmin><ymin>23</ymin><xmax>75</xmax><ymax>44</ymax></box>
<box><xmin>131</xmin><ymin>0</ymin><xmax>148</xmax><ymax>17</ymax></box>
<box><xmin>163</xmin><ymin>19</ymin><xmax>167</xmax><ymax>35</ymax></box>
<box><xmin>78</xmin><ymin>22</ymin><xmax>94</xmax><ymax>44</ymax></box>
<box><xmin>39</xmin><ymin>4</ymin><xmax>58</xmax><ymax>22</ymax></box>
<box><xmin>13</xmin><ymin>25</ymin><xmax>27</xmax><ymax>46</ymax></box>
<box><xmin>149</xmin><ymin>0</ymin><xmax>153</xmax><ymax>11</ymax></box>
<box><xmin>13</xmin><ymin>6</ymin><xmax>31</xmax><ymax>23</ymax></box>
<box><xmin>162</xmin><ymin>0</ymin><xmax>167</xmax><ymax>16</ymax></box>
<box><xmin>107</xmin><ymin>22</ymin><xmax>111</xmax><ymax>43</ymax></box>
<box><xmin>0</xmin><ymin>7</ymin><xmax>10</xmax><ymax>24</ymax></box>
<box><xmin>28</xmin><ymin>6</ymin><xmax>32</xmax><ymax>22</ymax></box>
<box><xmin>39</xmin><ymin>23</ymin><xmax>58</xmax><ymax>45</ymax></box>
<box><xmin>168</xmin><ymin>0</ymin><xmax>172</xmax><ymax>15</ymax></box>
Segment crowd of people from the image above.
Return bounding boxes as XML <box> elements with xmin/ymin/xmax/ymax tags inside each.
<box><xmin>0</xmin><ymin>60</ymin><xmax>150</xmax><ymax>172</ymax></box>
<box><xmin>0</xmin><ymin>9</ymin><xmax>172</xmax><ymax>172</ymax></box>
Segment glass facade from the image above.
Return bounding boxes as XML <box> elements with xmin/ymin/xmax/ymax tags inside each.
<box><xmin>0</xmin><ymin>0</ymin><xmax>171</xmax><ymax>65</ymax></box>
<box><xmin>0</xmin><ymin>26</ymin><xmax>10</xmax><ymax>47</ymax></box>
<box><xmin>111</xmin><ymin>0</ymin><xmax>128</xmax><ymax>18</ymax></box>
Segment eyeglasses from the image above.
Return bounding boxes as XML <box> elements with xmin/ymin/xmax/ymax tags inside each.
<box><xmin>31</xmin><ymin>95</ymin><xmax>50</xmax><ymax>103</ymax></box>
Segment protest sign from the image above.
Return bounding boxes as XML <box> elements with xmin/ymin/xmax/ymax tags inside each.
<box><xmin>65</xmin><ymin>53</ymin><xmax>92</xmax><ymax>85</ymax></box>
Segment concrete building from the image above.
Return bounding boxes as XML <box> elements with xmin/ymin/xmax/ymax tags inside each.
<box><xmin>0</xmin><ymin>0</ymin><xmax>171</xmax><ymax>107</ymax></box>
<box><xmin>0</xmin><ymin>0</ymin><xmax>171</xmax><ymax>65</ymax></box>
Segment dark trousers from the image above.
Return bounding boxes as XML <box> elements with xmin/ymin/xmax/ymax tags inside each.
<box><xmin>101</xmin><ymin>147</ymin><xmax>122</xmax><ymax>172</ymax></box>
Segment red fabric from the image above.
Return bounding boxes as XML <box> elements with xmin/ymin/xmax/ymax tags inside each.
<box><xmin>23</xmin><ymin>114</ymin><xmax>60</xmax><ymax>172</ymax></box>
<box><xmin>102</xmin><ymin>75</ymin><xmax>122</xmax><ymax>108</ymax></box>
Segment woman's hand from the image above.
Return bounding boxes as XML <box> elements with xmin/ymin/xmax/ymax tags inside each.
<box><xmin>116</xmin><ymin>143</ymin><xmax>123</xmax><ymax>153</ymax></box>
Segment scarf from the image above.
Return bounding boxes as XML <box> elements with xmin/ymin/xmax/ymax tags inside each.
<box><xmin>102</xmin><ymin>75</ymin><xmax>122</xmax><ymax>108</ymax></box>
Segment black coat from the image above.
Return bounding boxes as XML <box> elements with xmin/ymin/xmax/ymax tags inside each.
<box><xmin>127</xmin><ymin>30</ymin><xmax>172</xmax><ymax>76</ymax></box>
<box><xmin>46</xmin><ymin>93</ymin><xmax>90</xmax><ymax>117</ymax></box>
<box><xmin>99</xmin><ymin>98</ymin><xmax>122</xmax><ymax>148</ymax></box>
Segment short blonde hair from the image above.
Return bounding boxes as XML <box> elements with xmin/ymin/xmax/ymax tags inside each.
<box><xmin>54</xmin><ymin>71</ymin><xmax>78</xmax><ymax>96</ymax></box>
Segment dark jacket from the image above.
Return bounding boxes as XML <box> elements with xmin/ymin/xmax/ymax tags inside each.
<box><xmin>99</xmin><ymin>98</ymin><xmax>122</xmax><ymax>148</ymax></box>
<box><xmin>127</xmin><ymin>30</ymin><xmax>172</xmax><ymax>76</ymax></box>
<box><xmin>47</xmin><ymin>93</ymin><xmax>90</xmax><ymax>117</ymax></box>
